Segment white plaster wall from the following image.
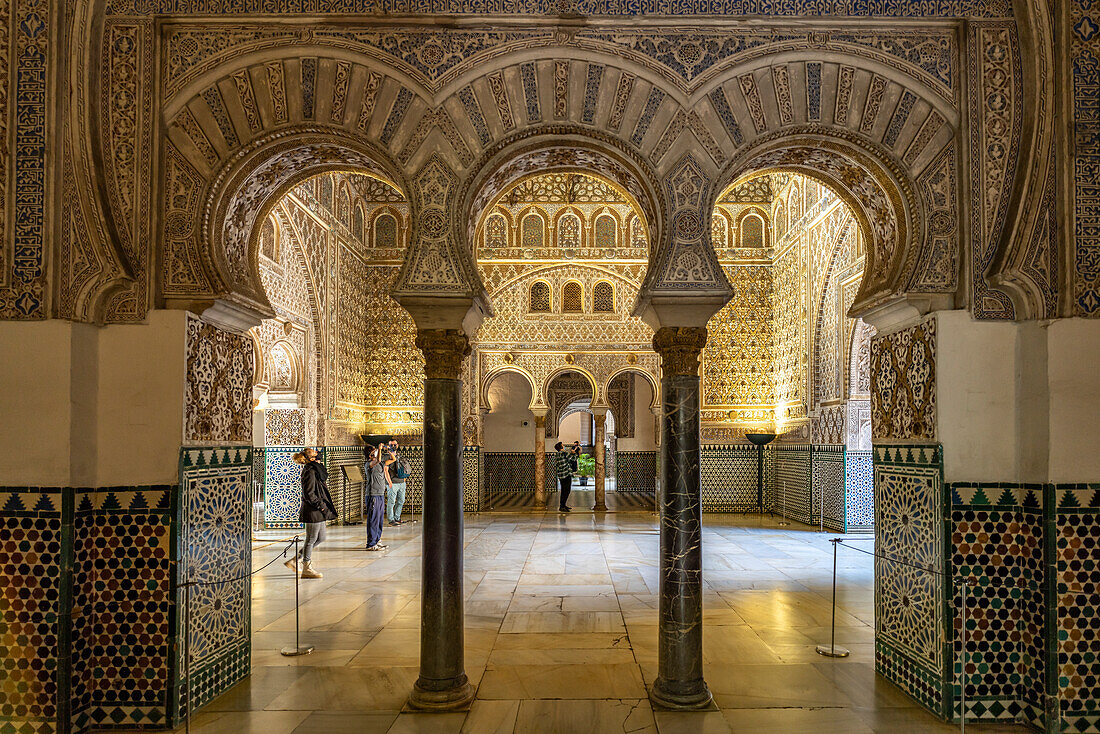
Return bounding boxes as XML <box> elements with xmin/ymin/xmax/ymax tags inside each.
<box><xmin>616</xmin><ymin>376</ymin><xmax>658</xmax><ymax>451</ymax></box>
<box><xmin>482</xmin><ymin>371</ymin><xmax>536</xmax><ymax>452</ymax></box>
<box><xmin>1047</xmin><ymin>319</ymin><xmax>1100</xmax><ymax>482</ymax></box>
<box><xmin>96</xmin><ymin>310</ymin><xmax>187</xmax><ymax>486</ymax></box>
<box><xmin>557</xmin><ymin>412</ymin><xmax>584</xmax><ymax>444</ymax></box>
<box><xmin>937</xmin><ymin>311</ymin><xmax>1020</xmax><ymax>483</ymax></box>
<box><xmin>0</xmin><ymin>321</ymin><xmax>83</xmax><ymax>485</ymax></box>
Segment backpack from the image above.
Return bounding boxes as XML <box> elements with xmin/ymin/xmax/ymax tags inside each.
<box><xmin>392</xmin><ymin>458</ymin><xmax>410</xmax><ymax>480</ymax></box>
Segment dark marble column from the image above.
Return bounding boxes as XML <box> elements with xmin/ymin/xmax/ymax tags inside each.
<box><xmin>409</xmin><ymin>329</ymin><xmax>475</xmax><ymax>711</ymax></box>
<box><xmin>650</xmin><ymin>326</ymin><xmax>712</xmax><ymax>710</ymax></box>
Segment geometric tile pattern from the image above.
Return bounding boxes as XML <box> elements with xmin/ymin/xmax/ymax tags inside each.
<box><xmin>1056</xmin><ymin>487</ymin><xmax>1100</xmax><ymax>733</ymax></box>
<box><xmin>262</xmin><ymin>447</ymin><xmax>308</xmax><ymax>529</ymax></box>
<box><xmin>483</xmin><ymin>452</ymin><xmax>537</xmax><ymax>493</ymax></box>
<box><xmin>846</xmin><ymin>450</ymin><xmax>874</xmax><ymax>531</ymax></box>
<box><xmin>701</xmin><ymin>445</ymin><xmax>760</xmax><ymax>512</ymax></box>
<box><xmin>874</xmin><ymin>444</ymin><xmax>947</xmax><ymax>718</ymax></box>
<box><xmin>177</xmin><ymin>452</ymin><xmax>252</xmax><ymax>719</ymax></box>
<box><xmin>72</xmin><ymin>487</ymin><xmax>174</xmax><ymax>732</ymax></box>
<box><xmin>0</xmin><ymin>489</ymin><xmax>63</xmax><ymax>734</ymax></box>
<box><xmin>617</xmin><ymin>451</ymin><xmax>657</xmax><ymax>495</ymax></box>
<box><xmin>324</xmin><ymin>446</ymin><xmax>367</xmax><ymax>524</ymax></box>
<box><xmin>949</xmin><ymin>484</ymin><xmax>1045</xmax><ymax>724</ymax></box>
<box><xmin>775</xmin><ymin>444</ymin><xmax>812</xmax><ymax>524</ymax></box>
<box><xmin>812</xmin><ymin>444</ymin><xmax>846</xmax><ymax>532</ymax></box>
<box><xmin>264</xmin><ymin>408</ymin><xmax>306</xmax><ymax>446</ymax></box>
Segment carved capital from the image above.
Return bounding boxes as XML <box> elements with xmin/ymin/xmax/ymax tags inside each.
<box><xmin>415</xmin><ymin>329</ymin><xmax>471</xmax><ymax>380</ymax></box>
<box><xmin>652</xmin><ymin>327</ymin><xmax>707</xmax><ymax>377</ymax></box>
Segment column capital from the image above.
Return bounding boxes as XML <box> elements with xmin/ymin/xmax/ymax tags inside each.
<box><xmin>415</xmin><ymin>329</ymin><xmax>471</xmax><ymax>380</ymax></box>
<box><xmin>530</xmin><ymin>408</ymin><xmax>549</xmax><ymax>420</ymax></box>
<box><xmin>652</xmin><ymin>327</ymin><xmax>708</xmax><ymax>377</ymax></box>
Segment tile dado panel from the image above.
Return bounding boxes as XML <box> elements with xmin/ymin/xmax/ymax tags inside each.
<box><xmin>617</xmin><ymin>451</ymin><xmax>657</xmax><ymax>495</ymax></box>
<box><xmin>701</xmin><ymin>445</ymin><xmax>764</xmax><ymax>512</ymax></box>
<box><xmin>0</xmin><ymin>449</ymin><xmax>251</xmax><ymax>733</ymax></box>
<box><xmin>874</xmin><ymin>444</ymin><xmax>948</xmax><ymax>718</ymax></box>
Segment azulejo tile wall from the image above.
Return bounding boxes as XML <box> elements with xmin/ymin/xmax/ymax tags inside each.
<box><xmin>812</xmin><ymin>445</ymin><xmax>846</xmax><ymax>532</ymax></box>
<box><xmin>0</xmin><ymin>462</ymin><xmax>250</xmax><ymax>734</ymax></box>
<box><xmin>262</xmin><ymin>447</ymin><xmax>306</xmax><ymax>529</ymax></box>
<box><xmin>874</xmin><ymin>444</ymin><xmax>948</xmax><ymax>718</ymax></box>
<box><xmin>617</xmin><ymin>451</ymin><xmax>657</xmax><ymax>494</ymax></box>
<box><xmin>845</xmin><ymin>449</ymin><xmax>874</xmax><ymax>532</ymax></box>
<box><xmin>775</xmin><ymin>444</ymin><xmax>812</xmax><ymax>524</ymax></box>
<box><xmin>175</xmin><ymin>447</ymin><xmax>252</xmax><ymax>720</ymax></box>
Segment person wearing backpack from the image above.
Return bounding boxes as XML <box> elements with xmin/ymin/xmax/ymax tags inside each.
<box><xmin>386</xmin><ymin>438</ymin><xmax>412</xmax><ymax>526</ymax></box>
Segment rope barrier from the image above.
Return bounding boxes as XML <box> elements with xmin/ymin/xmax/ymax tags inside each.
<box><xmin>179</xmin><ymin>538</ymin><xmax>297</xmax><ymax>589</ymax></box>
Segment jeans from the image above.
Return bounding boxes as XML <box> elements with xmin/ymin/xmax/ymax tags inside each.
<box><xmin>300</xmin><ymin>521</ymin><xmax>326</xmax><ymax>562</ymax></box>
<box><xmin>365</xmin><ymin>496</ymin><xmax>385</xmax><ymax>548</ymax></box>
<box><xmin>387</xmin><ymin>481</ymin><xmax>406</xmax><ymax>523</ymax></box>
<box><xmin>558</xmin><ymin>475</ymin><xmax>572</xmax><ymax>509</ymax></box>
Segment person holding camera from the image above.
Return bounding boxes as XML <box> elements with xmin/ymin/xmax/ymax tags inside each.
<box><xmin>553</xmin><ymin>441</ymin><xmax>574</xmax><ymax>512</ymax></box>
<box><xmin>386</xmin><ymin>439</ymin><xmax>412</xmax><ymax>526</ymax></box>
<box><xmin>364</xmin><ymin>443</ymin><xmax>393</xmax><ymax>551</ymax></box>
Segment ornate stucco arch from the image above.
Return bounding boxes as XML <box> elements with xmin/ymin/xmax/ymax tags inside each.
<box><xmin>543</xmin><ymin>366</ymin><xmax>600</xmax><ymax>408</ymax></box>
<box><xmin>604</xmin><ymin>367</ymin><xmax>661</xmax><ymax>410</ymax></box>
<box><xmin>713</xmin><ymin>130</ymin><xmax>927</xmax><ymax>319</ymax></box>
<box><xmin>161</xmin><ymin>126</ymin><xmax>409</xmax><ymax>328</ymax></box>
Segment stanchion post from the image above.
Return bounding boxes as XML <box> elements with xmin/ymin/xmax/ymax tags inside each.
<box><xmin>281</xmin><ymin>535</ymin><xmax>314</xmax><ymax>657</ymax></box>
<box><xmin>815</xmin><ymin>538</ymin><xmax>850</xmax><ymax>658</ymax></box>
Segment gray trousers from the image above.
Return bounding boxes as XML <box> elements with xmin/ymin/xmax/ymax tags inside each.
<box><xmin>300</xmin><ymin>521</ymin><xmax>326</xmax><ymax>562</ymax></box>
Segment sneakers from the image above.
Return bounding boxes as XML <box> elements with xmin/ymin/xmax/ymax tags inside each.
<box><xmin>301</xmin><ymin>561</ymin><xmax>323</xmax><ymax>579</ymax></box>
<box><xmin>284</xmin><ymin>557</ymin><xmax>300</xmax><ymax>576</ymax></box>
<box><xmin>365</xmin><ymin>544</ymin><xmax>388</xmax><ymax>552</ymax></box>
<box><xmin>387</xmin><ymin>521</ymin><xmax>401</xmax><ymax>527</ymax></box>
<box><xmin>559</xmin><ymin>506</ymin><xmax>571</xmax><ymax>512</ymax></box>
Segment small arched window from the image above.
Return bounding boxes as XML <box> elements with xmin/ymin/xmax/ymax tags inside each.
<box><xmin>594</xmin><ymin>214</ymin><xmax>617</xmax><ymax>248</ymax></box>
<box><xmin>529</xmin><ymin>281</ymin><xmax>551</xmax><ymax>313</ymax></box>
<box><xmin>486</xmin><ymin>214</ymin><xmax>507</xmax><ymax>248</ymax></box>
<box><xmin>374</xmin><ymin>213</ymin><xmax>398</xmax><ymax>249</ymax></box>
<box><xmin>521</xmin><ymin>213</ymin><xmax>544</xmax><ymax>247</ymax></box>
<box><xmin>562</xmin><ymin>282</ymin><xmax>583</xmax><ymax>313</ymax></box>
<box><xmin>557</xmin><ymin>213</ymin><xmax>581</xmax><ymax>248</ymax></box>
<box><xmin>593</xmin><ymin>281</ymin><xmax>614</xmax><ymax>312</ymax></box>
<box><xmin>260</xmin><ymin>215</ymin><xmax>279</xmax><ymax>261</ymax></box>
<box><xmin>352</xmin><ymin>205</ymin><xmax>365</xmax><ymax>242</ymax></box>
<box><xmin>740</xmin><ymin>214</ymin><xmax>765</xmax><ymax>248</ymax></box>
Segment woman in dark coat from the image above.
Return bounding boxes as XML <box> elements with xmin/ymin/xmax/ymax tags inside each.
<box><xmin>284</xmin><ymin>448</ymin><xmax>337</xmax><ymax>579</ymax></box>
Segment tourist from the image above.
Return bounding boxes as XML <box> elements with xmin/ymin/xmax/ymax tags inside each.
<box><xmin>285</xmin><ymin>448</ymin><xmax>336</xmax><ymax>579</ymax></box>
<box><xmin>364</xmin><ymin>444</ymin><xmax>393</xmax><ymax>551</ymax></box>
<box><xmin>553</xmin><ymin>441</ymin><xmax>574</xmax><ymax>512</ymax></box>
<box><xmin>386</xmin><ymin>439</ymin><xmax>412</xmax><ymax>526</ymax></box>
<box><xmin>569</xmin><ymin>440</ymin><xmax>581</xmax><ymax>474</ymax></box>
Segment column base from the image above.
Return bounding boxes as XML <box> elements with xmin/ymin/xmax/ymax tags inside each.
<box><xmin>408</xmin><ymin>676</ymin><xmax>476</xmax><ymax>711</ymax></box>
<box><xmin>593</xmin><ymin>503</ymin><xmax>608</xmax><ymax>512</ymax></box>
<box><xmin>649</xmin><ymin>677</ymin><xmax>714</xmax><ymax>710</ymax></box>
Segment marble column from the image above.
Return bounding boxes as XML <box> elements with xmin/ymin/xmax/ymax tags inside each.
<box><xmin>592</xmin><ymin>408</ymin><xmax>608</xmax><ymax>512</ymax></box>
<box><xmin>409</xmin><ymin>329</ymin><xmax>475</xmax><ymax>711</ymax></box>
<box><xmin>532</xmin><ymin>409</ymin><xmax>548</xmax><ymax>508</ymax></box>
<box><xmin>650</xmin><ymin>327</ymin><xmax>712</xmax><ymax>710</ymax></box>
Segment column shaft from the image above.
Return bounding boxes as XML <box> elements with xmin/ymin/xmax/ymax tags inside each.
<box><xmin>593</xmin><ymin>413</ymin><xmax>607</xmax><ymax>512</ymax></box>
<box><xmin>410</xmin><ymin>330</ymin><xmax>474</xmax><ymax>710</ymax></box>
<box><xmin>650</xmin><ymin>327</ymin><xmax>712</xmax><ymax>710</ymax></box>
<box><xmin>534</xmin><ymin>414</ymin><xmax>547</xmax><ymax>507</ymax></box>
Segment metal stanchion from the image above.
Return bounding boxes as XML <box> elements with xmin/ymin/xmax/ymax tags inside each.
<box><xmin>281</xmin><ymin>535</ymin><xmax>314</xmax><ymax>657</ymax></box>
<box><xmin>815</xmin><ymin>538</ymin><xmax>850</xmax><ymax>658</ymax></box>
<box><xmin>777</xmin><ymin>478</ymin><xmax>790</xmax><ymax>527</ymax></box>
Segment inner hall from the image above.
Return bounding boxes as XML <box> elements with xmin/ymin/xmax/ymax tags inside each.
<box><xmin>1</xmin><ymin>10</ymin><xmax>1098</xmax><ymax>734</ymax></box>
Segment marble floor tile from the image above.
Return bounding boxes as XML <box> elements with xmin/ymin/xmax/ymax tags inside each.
<box><xmin>188</xmin><ymin>516</ymin><xmax>1020</xmax><ymax>734</ymax></box>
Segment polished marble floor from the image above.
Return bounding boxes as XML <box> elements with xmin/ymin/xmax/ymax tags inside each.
<box><xmin>140</xmin><ymin>514</ymin><xmax>1028</xmax><ymax>734</ymax></box>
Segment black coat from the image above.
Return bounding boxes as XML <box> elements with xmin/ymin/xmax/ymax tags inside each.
<box><xmin>299</xmin><ymin>460</ymin><xmax>337</xmax><ymax>524</ymax></box>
